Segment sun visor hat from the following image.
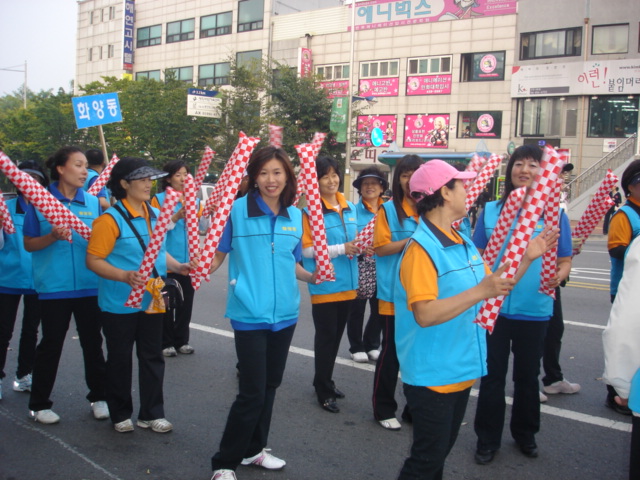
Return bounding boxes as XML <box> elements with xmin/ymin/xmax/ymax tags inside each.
<box><xmin>352</xmin><ymin>173</ymin><xmax>389</xmax><ymax>191</ymax></box>
<box><xmin>124</xmin><ymin>166</ymin><xmax>168</xmax><ymax>181</ymax></box>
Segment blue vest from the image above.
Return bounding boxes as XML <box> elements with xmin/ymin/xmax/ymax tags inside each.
<box><xmin>225</xmin><ymin>194</ymin><xmax>303</xmax><ymax>326</ymax></box>
<box><xmin>84</xmin><ymin>168</ymin><xmax>110</xmax><ymax>202</ymax></box>
<box><xmin>629</xmin><ymin>368</ymin><xmax>640</xmax><ymax>414</ymax></box>
<box><xmin>394</xmin><ymin>219</ymin><xmax>487</xmax><ymax>386</ymax></box>
<box><xmin>0</xmin><ymin>197</ymin><xmax>36</xmax><ymax>293</ymax></box>
<box><xmin>30</xmin><ymin>188</ymin><xmax>99</xmax><ymax>298</ymax></box>
<box><xmin>376</xmin><ymin>201</ymin><xmax>418</xmax><ymax>304</ymax></box>
<box><xmin>609</xmin><ymin>204</ymin><xmax>640</xmax><ymax>297</ymax></box>
<box><xmin>483</xmin><ymin>200</ymin><xmax>551</xmax><ymax>319</ymax></box>
<box><xmin>98</xmin><ymin>202</ymin><xmax>167</xmax><ymax>314</ymax></box>
<box><xmin>302</xmin><ymin>200</ymin><xmax>359</xmax><ymax>296</ymax></box>
<box><xmin>355</xmin><ymin>199</ymin><xmax>375</xmax><ymax>230</ymax></box>
<box><xmin>153</xmin><ymin>192</ymin><xmax>201</xmax><ymax>264</ymax></box>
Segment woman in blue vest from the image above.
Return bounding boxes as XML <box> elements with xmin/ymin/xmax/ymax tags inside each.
<box><xmin>473</xmin><ymin>144</ymin><xmax>572</xmax><ymax>464</ymax></box>
<box><xmin>86</xmin><ymin>157</ymin><xmax>192</xmax><ymax>433</ymax></box>
<box><xmin>207</xmin><ymin>146</ymin><xmax>317</xmax><ymax>480</ymax></box>
<box><xmin>302</xmin><ymin>156</ymin><xmax>360</xmax><ymax>414</ymax></box>
<box><xmin>23</xmin><ymin>146</ymin><xmax>107</xmax><ymax>425</ymax></box>
<box><xmin>394</xmin><ymin>160</ymin><xmax>556</xmax><ymax>479</ymax></box>
<box><xmin>372</xmin><ymin>154</ymin><xmax>422</xmax><ymax>429</ymax></box>
<box><xmin>151</xmin><ymin>160</ymin><xmax>202</xmax><ymax>357</ymax></box>
<box><xmin>0</xmin><ymin>161</ymin><xmax>47</xmax><ymax>400</ymax></box>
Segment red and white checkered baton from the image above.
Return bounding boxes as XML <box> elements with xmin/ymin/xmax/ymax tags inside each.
<box><xmin>205</xmin><ymin>133</ymin><xmax>248</xmax><ymax>213</ymax></box>
<box><xmin>453</xmin><ymin>153</ymin><xmax>501</xmax><ymax>229</ymax></box>
<box><xmin>482</xmin><ymin>186</ymin><xmax>527</xmax><ymax>270</ymax></box>
<box><xmin>0</xmin><ymin>188</ymin><xmax>16</xmax><ymax>234</ymax></box>
<box><xmin>269</xmin><ymin>125</ymin><xmax>283</xmax><ymax>148</ymax></box>
<box><xmin>354</xmin><ymin>214</ymin><xmax>377</xmax><ymax>254</ymax></box>
<box><xmin>0</xmin><ymin>151</ymin><xmax>91</xmax><ymax>242</ymax></box>
<box><xmin>475</xmin><ymin>145</ymin><xmax>562</xmax><ymax>332</ymax></box>
<box><xmin>184</xmin><ymin>174</ymin><xmax>200</xmax><ymax>261</ymax></box>
<box><xmin>539</xmin><ymin>176</ymin><xmax>562</xmax><ymax>298</ymax></box>
<box><xmin>192</xmin><ymin>135</ymin><xmax>258</xmax><ymax>290</ymax></box>
<box><xmin>88</xmin><ymin>154</ymin><xmax>120</xmax><ymax>196</ymax></box>
<box><xmin>571</xmin><ymin>169</ymin><xmax>618</xmax><ymax>256</ymax></box>
<box><xmin>194</xmin><ymin>146</ymin><xmax>214</xmax><ymax>189</ymax></box>
<box><xmin>293</xmin><ymin>132</ymin><xmax>326</xmax><ymax>207</ymax></box>
<box><xmin>464</xmin><ymin>153</ymin><xmax>486</xmax><ymax>189</ymax></box>
<box><xmin>124</xmin><ymin>186</ymin><xmax>180</xmax><ymax>309</ymax></box>
<box><xmin>296</xmin><ymin>143</ymin><xmax>335</xmax><ymax>282</ymax></box>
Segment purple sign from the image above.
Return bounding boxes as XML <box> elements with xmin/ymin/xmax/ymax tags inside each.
<box><xmin>359</xmin><ymin>77</ymin><xmax>399</xmax><ymax>97</ymax></box>
<box><xmin>403</xmin><ymin>114</ymin><xmax>450</xmax><ymax>149</ymax></box>
<box><xmin>320</xmin><ymin>80</ymin><xmax>349</xmax><ymax>99</ymax></box>
<box><xmin>406</xmin><ymin>74</ymin><xmax>452</xmax><ymax>96</ymax></box>
<box><xmin>122</xmin><ymin>0</ymin><xmax>135</xmax><ymax>71</ymax></box>
<box><xmin>351</xmin><ymin>0</ymin><xmax>517</xmax><ymax>31</ymax></box>
<box><xmin>357</xmin><ymin>115</ymin><xmax>397</xmax><ymax>147</ymax></box>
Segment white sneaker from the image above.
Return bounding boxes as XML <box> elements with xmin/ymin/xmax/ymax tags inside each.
<box><xmin>178</xmin><ymin>344</ymin><xmax>194</xmax><ymax>354</ymax></box>
<box><xmin>163</xmin><ymin>346</ymin><xmax>177</xmax><ymax>357</ymax></box>
<box><xmin>539</xmin><ymin>391</ymin><xmax>548</xmax><ymax>403</ymax></box>
<box><xmin>543</xmin><ymin>379</ymin><xmax>581</xmax><ymax>395</ymax></box>
<box><xmin>211</xmin><ymin>470</ymin><xmax>237</xmax><ymax>480</ymax></box>
<box><xmin>350</xmin><ymin>351</ymin><xmax>369</xmax><ymax>363</ymax></box>
<box><xmin>367</xmin><ymin>349</ymin><xmax>380</xmax><ymax>361</ymax></box>
<box><xmin>91</xmin><ymin>401</ymin><xmax>109</xmax><ymax>420</ymax></box>
<box><xmin>241</xmin><ymin>448</ymin><xmax>286</xmax><ymax>470</ymax></box>
<box><xmin>378</xmin><ymin>418</ymin><xmax>402</xmax><ymax>430</ymax></box>
<box><xmin>13</xmin><ymin>374</ymin><xmax>32</xmax><ymax>392</ymax></box>
<box><xmin>137</xmin><ymin>418</ymin><xmax>173</xmax><ymax>433</ymax></box>
<box><xmin>30</xmin><ymin>409</ymin><xmax>60</xmax><ymax>424</ymax></box>
<box><xmin>114</xmin><ymin>419</ymin><xmax>134</xmax><ymax>432</ymax></box>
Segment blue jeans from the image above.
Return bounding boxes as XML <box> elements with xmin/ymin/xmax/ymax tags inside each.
<box><xmin>398</xmin><ymin>384</ymin><xmax>471</xmax><ymax>480</ymax></box>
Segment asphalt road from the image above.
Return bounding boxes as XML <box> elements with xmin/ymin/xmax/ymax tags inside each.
<box><xmin>0</xmin><ymin>235</ymin><xmax>632</xmax><ymax>480</ymax></box>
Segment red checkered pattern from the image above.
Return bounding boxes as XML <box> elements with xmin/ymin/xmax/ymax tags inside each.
<box><xmin>482</xmin><ymin>186</ymin><xmax>527</xmax><ymax>270</ymax></box>
<box><xmin>0</xmin><ymin>188</ymin><xmax>16</xmax><ymax>234</ymax></box>
<box><xmin>206</xmin><ymin>133</ymin><xmax>249</xmax><ymax>213</ymax></box>
<box><xmin>296</xmin><ymin>142</ymin><xmax>335</xmax><ymax>282</ymax></box>
<box><xmin>464</xmin><ymin>153</ymin><xmax>486</xmax><ymax>189</ymax></box>
<box><xmin>194</xmin><ymin>146</ymin><xmax>214</xmax><ymax>189</ymax></box>
<box><xmin>572</xmin><ymin>169</ymin><xmax>618</xmax><ymax>256</ymax></box>
<box><xmin>539</xmin><ymin>176</ymin><xmax>562</xmax><ymax>298</ymax></box>
<box><xmin>184</xmin><ymin>174</ymin><xmax>200</xmax><ymax>262</ymax></box>
<box><xmin>192</xmin><ymin>135</ymin><xmax>258</xmax><ymax>290</ymax></box>
<box><xmin>269</xmin><ymin>125</ymin><xmax>283</xmax><ymax>148</ymax></box>
<box><xmin>475</xmin><ymin>145</ymin><xmax>562</xmax><ymax>332</ymax></box>
<box><xmin>0</xmin><ymin>151</ymin><xmax>91</xmax><ymax>242</ymax></box>
<box><xmin>453</xmin><ymin>153</ymin><xmax>501</xmax><ymax>229</ymax></box>
<box><xmin>293</xmin><ymin>132</ymin><xmax>327</xmax><ymax>207</ymax></box>
<box><xmin>124</xmin><ymin>186</ymin><xmax>181</xmax><ymax>309</ymax></box>
<box><xmin>354</xmin><ymin>214</ymin><xmax>377</xmax><ymax>254</ymax></box>
<box><xmin>88</xmin><ymin>154</ymin><xmax>120</xmax><ymax>196</ymax></box>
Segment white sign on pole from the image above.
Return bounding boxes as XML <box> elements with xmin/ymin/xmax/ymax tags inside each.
<box><xmin>187</xmin><ymin>88</ymin><xmax>221</xmax><ymax>118</ymax></box>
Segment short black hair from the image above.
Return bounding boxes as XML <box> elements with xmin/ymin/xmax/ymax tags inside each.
<box><xmin>621</xmin><ymin>159</ymin><xmax>640</xmax><ymax>197</ymax></box>
<box><xmin>107</xmin><ymin>157</ymin><xmax>148</xmax><ymax>200</ymax></box>
<box><xmin>159</xmin><ymin>160</ymin><xmax>188</xmax><ymax>191</ymax></box>
<box><xmin>316</xmin><ymin>156</ymin><xmax>342</xmax><ymax>189</ymax></box>
<box><xmin>45</xmin><ymin>146</ymin><xmax>84</xmax><ymax>181</ymax></box>
<box><xmin>501</xmin><ymin>145</ymin><xmax>542</xmax><ymax>207</ymax></box>
<box><xmin>415</xmin><ymin>178</ymin><xmax>457</xmax><ymax>216</ymax></box>
<box><xmin>85</xmin><ymin>149</ymin><xmax>105</xmax><ymax>167</ymax></box>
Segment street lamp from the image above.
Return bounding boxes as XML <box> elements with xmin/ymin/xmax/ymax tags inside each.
<box><xmin>0</xmin><ymin>61</ymin><xmax>28</xmax><ymax>108</ymax></box>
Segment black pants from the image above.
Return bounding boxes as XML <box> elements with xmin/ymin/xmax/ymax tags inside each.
<box><xmin>398</xmin><ymin>385</ymin><xmax>471</xmax><ymax>480</ymax></box>
<box><xmin>312</xmin><ymin>300</ymin><xmax>352</xmax><ymax>401</ymax></box>
<box><xmin>603</xmin><ymin>206</ymin><xmax>616</xmax><ymax>234</ymax></box>
<box><xmin>162</xmin><ymin>272</ymin><xmax>195</xmax><ymax>349</ymax></box>
<box><xmin>212</xmin><ymin>325</ymin><xmax>295</xmax><ymax>472</ymax></box>
<box><xmin>474</xmin><ymin>316</ymin><xmax>548</xmax><ymax>450</ymax></box>
<box><xmin>373</xmin><ymin>314</ymin><xmax>401</xmax><ymax>420</ymax></box>
<box><xmin>631</xmin><ymin>415</ymin><xmax>640</xmax><ymax>480</ymax></box>
<box><xmin>542</xmin><ymin>287</ymin><xmax>564</xmax><ymax>386</ymax></box>
<box><xmin>102</xmin><ymin>310</ymin><xmax>165</xmax><ymax>423</ymax></box>
<box><xmin>0</xmin><ymin>293</ymin><xmax>40</xmax><ymax>380</ymax></box>
<box><xmin>29</xmin><ymin>297</ymin><xmax>107</xmax><ymax>412</ymax></box>
<box><xmin>347</xmin><ymin>296</ymin><xmax>382</xmax><ymax>354</ymax></box>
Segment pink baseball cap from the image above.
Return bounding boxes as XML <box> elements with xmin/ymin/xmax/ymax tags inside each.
<box><xmin>409</xmin><ymin>160</ymin><xmax>477</xmax><ymax>199</ymax></box>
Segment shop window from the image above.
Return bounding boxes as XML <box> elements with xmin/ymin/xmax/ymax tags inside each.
<box><xmin>520</xmin><ymin>27</ymin><xmax>582</xmax><ymax>60</ymax></box>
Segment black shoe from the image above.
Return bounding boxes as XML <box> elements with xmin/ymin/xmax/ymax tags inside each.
<box><xmin>319</xmin><ymin>397</ymin><xmax>340</xmax><ymax>413</ymax></box>
<box><xmin>606</xmin><ymin>396</ymin><xmax>632</xmax><ymax>416</ymax></box>
<box><xmin>333</xmin><ymin>386</ymin><xmax>345</xmax><ymax>399</ymax></box>
<box><xmin>474</xmin><ymin>449</ymin><xmax>497</xmax><ymax>465</ymax></box>
<box><xmin>518</xmin><ymin>443</ymin><xmax>538</xmax><ymax>458</ymax></box>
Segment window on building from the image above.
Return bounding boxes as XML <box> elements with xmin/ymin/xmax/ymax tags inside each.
<box><xmin>316</xmin><ymin>64</ymin><xmax>350</xmax><ymax>80</ymax></box>
<box><xmin>520</xmin><ymin>27</ymin><xmax>582</xmax><ymax>60</ymax></box>
<box><xmin>457</xmin><ymin>111</ymin><xmax>503</xmax><ymax>138</ymax></box>
<box><xmin>167</xmin><ymin>66</ymin><xmax>194</xmax><ymax>83</ymax></box>
<box><xmin>136</xmin><ymin>70</ymin><xmax>161</xmax><ymax>81</ymax></box>
<box><xmin>460</xmin><ymin>51</ymin><xmax>505</xmax><ymax>81</ymax></box>
<box><xmin>236</xmin><ymin>50</ymin><xmax>262</xmax><ymax>70</ymax></box>
<box><xmin>588</xmin><ymin>95</ymin><xmax>638</xmax><ymax>138</ymax></box>
<box><xmin>98</xmin><ymin>46</ymin><xmax>103</xmax><ymax>60</ymax></box>
<box><xmin>592</xmin><ymin>24</ymin><xmax>629</xmax><ymax>54</ymax></box>
<box><xmin>167</xmin><ymin>19</ymin><xmax>195</xmax><ymax>43</ymax></box>
<box><xmin>407</xmin><ymin>56</ymin><xmax>451</xmax><ymax>75</ymax></box>
<box><xmin>198</xmin><ymin>62</ymin><xmax>231</xmax><ymax>86</ymax></box>
<box><xmin>517</xmin><ymin>97</ymin><xmax>578</xmax><ymax>137</ymax></box>
<box><xmin>360</xmin><ymin>60</ymin><xmax>399</xmax><ymax>78</ymax></box>
<box><xmin>107</xmin><ymin>45</ymin><xmax>114</xmax><ymax>58</ymax></box>
<box><xmin>88</xmin><ymin>48</ymin><xmax>93</xmax><ymax>62</ymax></box>
<box><xmin>137</xmin><ymin>25</ymin><xmax>162</xmax><ymax>47</ymax></box>
<box><xmin>200</xmin><ymin>12</ymin><xmax>232</xmax><ymax>38</ymax></box>
<box><xmin>238</xmin><ymin>0</ymin><xmax>264</xmax><ymax>32</ymax></box>
<box><xmin>109</xmin><ymin>6</ymin><xmax>116</xmax><ymax>20</ymax></box>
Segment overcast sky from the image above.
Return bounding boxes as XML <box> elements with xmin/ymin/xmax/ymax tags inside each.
<box><xmin>0</xmin><ymin>0</ymin><xmax>342</xmax><ymax>97</ymax></box>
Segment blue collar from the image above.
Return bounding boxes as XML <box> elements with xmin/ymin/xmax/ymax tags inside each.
<box><xmin>247</xmin><ymin>190</ymin><xmax>290</xmax><ymax>219</ymax></box>
<box><xmin>49</xmin><ymin>182</ymin><xmax>87</xmax><ymax>205</ymax></box>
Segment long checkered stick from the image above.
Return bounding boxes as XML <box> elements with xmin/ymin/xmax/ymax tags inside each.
<box><xmin>453</xmin><ymin>153</ymin><xmax>502</xmax><ymax>229</ymax></box>
<box><xmin>571</xmin><ymin>170</ymin><xmax>618</xmax><ymax>257</ymax></box>
<box><xmin>184</xmin><ymin>174</ymin><xmax>200</xmax><ymax>261</ymax></box>
<box><xmin>269</xmin><ymin>125</ymin><xmax>283</xmax><ymax>148</ymax></box>
<box><xmin>192</xmin><ymin>134</ymin><xmax>259</xmax><ymax>290</ymax></box>
<box><xmin>194</xmin><ymin>146</ymin><xmax>214</xmax><ymax>190</ymax></box>
<box><xmin>475</xmin><ymin>145</ymin><xmax>562</xmax><ymax>333</ymax></box>
<box><xmin>0</xmin><ymin>188</ymin><xmax>16</xmax><ymax>234</ymax></box>
<box><xmin>539</xmin><ymin>176</ymin><xmax>562</xmax><ymax>298</ymax></box>
<box><xmin>88</xmin><ymin>154</ymin><xmax>120</xmax><ymax>196</ymax></box>
<box><xmin>0</xmin><ymin>151</ymin><xmax>92</xmax><ymax>242</ymax></box>
<box><xmin>464</xmin><ymin>153</ymin><xmax>487</xmax><ymax>189</ymax></box>
<box><xmin>206</xmin><ymin>133</ymin><xmax>248</xmax><ymax>213</ymax></box>
<box><xmin>124</xmin><ymin>186</ymin><xmax>181</xmax><ymax>309</ymax></box>
<box><xmin>354</xmin><ymin>214</ymin><xmax>377</xmax><ymax>255</ymax></box>
<box><xmin>293</xmin><ymin>133</ymin><xmax>326</xmax><ymax>207</ymax></box>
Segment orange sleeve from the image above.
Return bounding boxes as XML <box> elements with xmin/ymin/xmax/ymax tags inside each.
<box><xmin>86</xmin><ymin>214</ymin><xmax>120</xmax><ymax>259</ymax></box>
<box><xmin>608</xmin><ymin>211</ymin><xmax>632</xmax><ymax>250</ymax></box>
<box><xmin>302</xmin><ymin>211</ymin><xmax>313</xmax><ymax>249</ymax></box>
<box><xmin>373</xmin><ymin>207</ymin><xmax>392</xmax><ymax>249</ymax></box>
<box><xmin>150</xmin><ymin>195</ymin><xmax>161</xmax><ymax>209</ymax></box>
<box><xmin>399</xmin><ymin>242</ymin><xmax>439</xmax><ymax>310</ymax></box>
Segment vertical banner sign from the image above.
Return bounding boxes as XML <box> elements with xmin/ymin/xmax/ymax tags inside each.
<box><xmin>299</xmin><ymin>48</ymin><xmax>313</xmax><ymax>78</ymax></box>
<box><xmin>123</xmin><ymin>0</ymin><xmax>135</xmax><ymax>71</ymax></box>
<box><xmin>330</xmin><ymin>97</ymin><xmax>348</xmax><ymax>143</ymax></box>
<box><xmin>72</xmin><ymin>93</ymin><xmax>123</xmax><ymax>129</ymax></box>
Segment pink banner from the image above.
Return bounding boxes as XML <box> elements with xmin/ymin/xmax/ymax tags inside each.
<box><xmin>359</xmin><ymin>77</ymin><xmax>399</xmax><ymax>97</ymax></box>
<box><xmin>403</xmin><ymin>114</ymin><xmax>450</xmax><ymax>148</ymax></box>
<box><xmin>299</xmin><ymin>48</ymin><xmax>313</xmax><ymax>78</ymax></box>
<box><xmin>406</xmin><ymin>75</ymin><xmax>452</xmax><ymax>96</ymax></box>
<box><xmin>356</xmin><ymin>115</ymin><xmax>397</xmax><ymax>148</ymax></box>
